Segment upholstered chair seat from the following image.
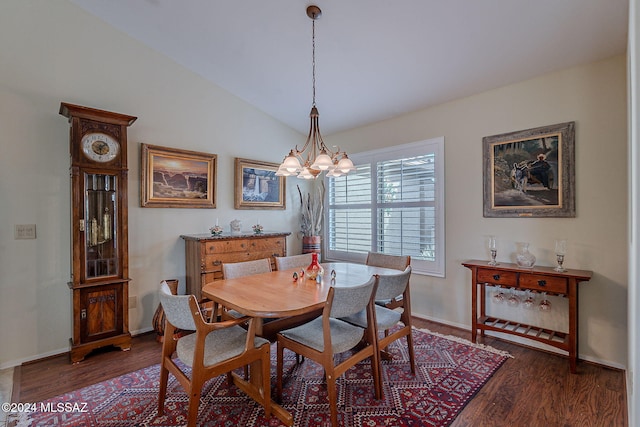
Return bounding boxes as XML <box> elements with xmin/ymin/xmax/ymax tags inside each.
<box><xmin>176</xmin><ymin>325</ymin><xmax>268</xmax><ymax>367</ymax></box>
<box><xmin>278</xmin><ymin>317</ymin><xmax>365</xmax><ymax>354</ymax></box>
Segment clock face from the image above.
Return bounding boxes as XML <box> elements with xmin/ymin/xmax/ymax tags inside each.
<box><xmin>81</xmin><ymin>132</ymin><xmax>120</xmax><ymax>163</ymax></box>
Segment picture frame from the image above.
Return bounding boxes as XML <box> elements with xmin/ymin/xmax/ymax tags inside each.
<box><xmin>234</xmin><ymin>158</ymin><xmax>285</xmax><ymax>210</ymax></box>
<box><xmin>483</xmin><ymin>121</ymin><xmax>575</xmax><ymax>218</ymax></box>
<box><xmin>140</xmin><ymin>143</ymin><xmax>217</xmax><ymax>208</ymax></box>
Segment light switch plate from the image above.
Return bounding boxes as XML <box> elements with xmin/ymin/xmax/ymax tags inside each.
<box><xmin>15</xmin><ymin>224</ymin><xmax>37</xmax><ymax>239</ymax></box>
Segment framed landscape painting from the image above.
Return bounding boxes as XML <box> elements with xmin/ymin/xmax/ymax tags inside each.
<box><xmin>482</xmin><ymin>122</ymin><xmax>575</xmax><ymax>218</ymax></box>
<box><xmin>140</xmin><ymin>144</ymin><xmax>217</xmax><ymax>208</ymax></box>
<box><xmin>234</xmin><ymin>158</ymin><xmax>285</xmax><ymax>210</ymax></box>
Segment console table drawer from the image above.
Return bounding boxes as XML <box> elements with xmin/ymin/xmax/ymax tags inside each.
<box><xmin>477</xmin><ymin>269</ymin><xmax>517</xmax><ymax>286</ymax></box>
<box><xmin>520</xmin><ymin>274</ymin><xmax>567</xmax><ymax>294</ymax></box>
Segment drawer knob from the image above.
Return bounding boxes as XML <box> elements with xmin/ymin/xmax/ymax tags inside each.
<box><xmin>538</xmin><ymin>280</ymin><xmax>546</xmax><ymax>286</ymax></box>
<box><xmin>493</xmin><ymin>274</ymin><xmax>501</xmax><ymax>281</ymax></box>
<box><xmin>213</xmin><ymin>261</ymin><xmax>221</xmax><ymax>266</ymax></box>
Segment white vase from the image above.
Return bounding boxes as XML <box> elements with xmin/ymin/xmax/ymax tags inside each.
<box><xmin>230</xmin><ymin>219</ymin><xmax>242</xmax><ymax>235</ymax></box>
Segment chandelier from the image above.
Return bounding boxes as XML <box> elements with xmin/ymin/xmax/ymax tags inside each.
<box><xmin>276</xmin><ymin>5</ymin><xmax>355</xmax><ymax>179</ymax></box>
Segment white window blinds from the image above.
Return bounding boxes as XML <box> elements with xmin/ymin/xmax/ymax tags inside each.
<box><xmin>325</xmin><ymin>137</ymin><xmax>445</xmax><ymax>276</ymax></box>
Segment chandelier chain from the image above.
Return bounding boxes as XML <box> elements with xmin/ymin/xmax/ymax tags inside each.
<box><xmin>312</xmin><ymin>18</ymin><xmax>316</xmax><ymax>107</ymax></box>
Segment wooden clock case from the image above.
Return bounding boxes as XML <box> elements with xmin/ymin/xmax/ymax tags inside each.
<box><xmin>60</xmin><ymin>102</ymin><xmax>137</xmax><ymax>363</ymax></box>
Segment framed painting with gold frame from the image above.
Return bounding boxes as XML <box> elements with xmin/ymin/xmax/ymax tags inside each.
<box><xmin>234</xmin><ymin>158</ymin><xmax>285</xmax><ymax>210</ymax></box>
<box><xmin>140</xmin><ymin>143</ymin><xmax>216</xmax><ymax>208</ymax></box>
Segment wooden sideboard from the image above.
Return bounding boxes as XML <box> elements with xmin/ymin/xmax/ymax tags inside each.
<box><xmin>462</xmin><ymin>260</ymin><xmax>592</xmax><ymax>373</ymax></box>
<box><xmin>181</xmin><ymin>232</ymin><xmax>290</xmax><ymax>301</ymax></box>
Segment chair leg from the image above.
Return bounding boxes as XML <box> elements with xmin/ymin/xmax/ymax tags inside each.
<box><xmin>326</xmin><ymin>371</ymin><xmax>339</xmax><ymax>427</ymax></box>
<box><xmin>371</xmin><ymin>349</ymin><xmax>383</xmax><ymax>400</ymax></box>
<box><xmin>276</xmin><ymin>342</ymin><xmax>285</xmax><ymax>401</ymax></box>
<box><xmin>158</xmin><ymin>362</ymin><xmax>169</xmax><ymax>415</ymax></box>
<box><xmin>407</xmin><ymin>330</ymin><xmax>416</xmax><ymax>374</ymax></box>
<box><xmin>186</xmin><ymin>379</ymin><xmax>203</xmax><ymax>427</ymax></box>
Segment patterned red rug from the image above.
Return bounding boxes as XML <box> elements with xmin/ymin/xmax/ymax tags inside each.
<box><xmin>15</xmin><ymin>329</ymin><xmax>510</xmax><ymax>427</ymax></box>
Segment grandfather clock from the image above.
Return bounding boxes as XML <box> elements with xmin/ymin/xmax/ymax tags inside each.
<box><xmin>59</xmin><ymin>103</ymin><xmax>137</xmax><ymax>363</ymax></box>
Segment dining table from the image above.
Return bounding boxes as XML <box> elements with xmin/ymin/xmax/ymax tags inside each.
<box><xmin>200</xmin><ymin>261</ymin><xmax>401</xmax><ymax>426</ymax></box>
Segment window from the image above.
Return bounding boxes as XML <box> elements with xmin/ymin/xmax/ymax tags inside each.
<box><xmin>325</xmin><ymin>137</ymin><xmax>445</xmax><ymax>276</ymax></box>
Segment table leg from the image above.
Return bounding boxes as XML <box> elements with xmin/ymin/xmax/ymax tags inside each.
<box><xmin>232</xmin><ymin>360</ymin><xmax>293</xmax><ymax>426</ymax></box>
<box><xmin>568</xmin><ymin>279</ymin><xmax>579</xmax><ymax>374</ymax></box>
<box><xmin>471</xmin><ymin>272</ymin><xmax>478</xmax><ymax>343</ymax></box>
<box><xmin>479</xmin><ymin>281</ymin><xmax>486</xmax><ymax>338</ymax></box>
<box><xmin>255</xmin><ymin>318</ymin><xmax>264</xmax><ymax>337</ymax></box>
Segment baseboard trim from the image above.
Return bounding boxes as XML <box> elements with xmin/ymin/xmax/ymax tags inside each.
<box><xmin>0</xmin><ymin>346</ymin><xmax>69</xmax><ymax>370</ymax></box>
<box><xmin>1</xmin><ymin>327</ymin><xmax>156</xmax><ymax>370</ymax></box>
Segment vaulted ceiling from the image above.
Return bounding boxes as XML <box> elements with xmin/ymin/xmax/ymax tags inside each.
<box><xmin>71</xmin><ymin>0</ymin><xmax>628</xmax><ymax>134</ymax></box>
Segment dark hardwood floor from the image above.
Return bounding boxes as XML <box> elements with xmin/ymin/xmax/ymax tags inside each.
<box><xmin>13</xmin><ymin>318</ymin><xmax>627</xmax><ymax>426</ymax></box>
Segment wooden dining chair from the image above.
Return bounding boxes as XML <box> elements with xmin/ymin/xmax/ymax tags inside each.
<box><xmin>276</xmin><ymin>276</ymin><xmax>382</xmax><ymax>427</ymax></box>
<box><xmin>223</xmin><ymin>258</ymin><xmax>272</xmax><ymax>278</ymax></box>
<box><xmin>221</xmin><ymin>258</ymin><xmax>272</xmax><ymax>319</ymax></box>
<box><xmin>366</xmin><ymin>251</ymin><xmax>410</xmax><ymax>270</ymax></box>
<box><xmin>340</xmin><ymin>266</ymin><xmax>415</xmax><ymax>388</ymax></box>
<box><xmin>157</xmin><ymin>281</ymin><xmax>272</xmax><ymax>427</ymax></box>
<box><xmin>365</xmin><ymin>252</ymin><xmax>411</xmax><ymax>309</ymax></box>
<box><xmin>274</xmin><ymin>253</ymin><xmax>313</xmax><ymax>270</ymax></box>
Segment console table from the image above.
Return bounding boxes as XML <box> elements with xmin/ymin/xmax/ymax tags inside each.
<box><xmin>181</xmin><ymin>232</ymin><xmax>290</xmax><ymax>301</ymax></box>
<box><xmin>462</xmin><ymin>260</ymin><xmax>592</xmax><ymax>373</ymax></box>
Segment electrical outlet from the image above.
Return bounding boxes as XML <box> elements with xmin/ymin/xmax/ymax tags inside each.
<box><xmin>129</xmin><ymin>295</ymin><xmax>137</xmax><ymax>309</ymax></box>
<box><xmin>15</xmin><ymin>224</ymin><xmax>36</xmax><ymax>239</ymax></box>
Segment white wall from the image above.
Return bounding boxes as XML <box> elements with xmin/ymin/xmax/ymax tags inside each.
<box><xmin>0</xmin><ymin>1</ymin><xmax>305</xmax><ymax>367</ymax></box>
<box><xmin>628</xmin><ymin>0</ymin><xmax>639</xmax><ymax>424</ymax></box>
<box><xmin>331</xmin><ymin>55</ymin><xmax>629</xmax><ymax>368</ymax></box>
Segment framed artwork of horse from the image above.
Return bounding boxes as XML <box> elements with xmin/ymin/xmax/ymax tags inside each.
<box><xmin>482</xmin><ymin>122</ymin><xmax>575</xmax><ymax>218</ymax></box>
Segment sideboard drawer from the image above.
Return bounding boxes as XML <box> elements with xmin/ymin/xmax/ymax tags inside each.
<box><xmin>520</xmin><ymin>274</ymin><xmax>568</xmax><ymax>294</ymax></box>
<box><xmin>205</xmin><ymin>239</ymin><xmax>248</xmax><ymax>254</ymax></box>
<box><xmin>204</xmin><ymin>251</ymin><xmax>281</xmax><ymax>272</ymax></box>
<box><xmin>477</xmin><ymin>269</ymin><xmax>517</xmax><ymax>286</ymax></box>
<box><xmin>247</xmin><ymin>237</ymin><xmax>285</xmax><ymax>253</ymax></box>
<box><xmin>203</xmin><ymin>255</ymin><xmax>225</xmax><ymax>272</ymax></box>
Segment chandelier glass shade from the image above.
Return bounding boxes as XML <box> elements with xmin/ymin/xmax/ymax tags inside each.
<box><xmin>276</xmin><ymin>5</ymin><xmax>355</xmax><ymax>180</ymax></box>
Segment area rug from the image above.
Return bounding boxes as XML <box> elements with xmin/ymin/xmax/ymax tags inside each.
<box><xmin>15</xmin><ymin>328</ymin><xmax>511</xmax><ymax>427</ymax></box>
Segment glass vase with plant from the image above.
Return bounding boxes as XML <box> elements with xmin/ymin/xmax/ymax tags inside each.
<box><xmin>298</xmin><ymin>183</ymin><xmax>324</xmax><ymax>255</ymax></box>
<box><xmin>297</xmin><ymin>182</ymin><xmax>324</xmax><ymax>238</ymax></box>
